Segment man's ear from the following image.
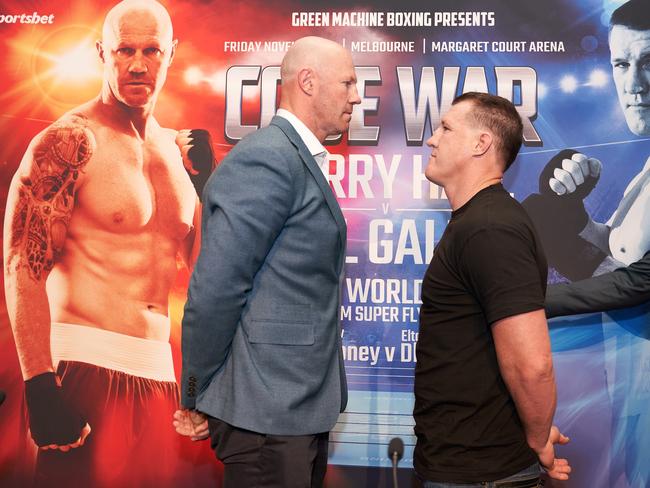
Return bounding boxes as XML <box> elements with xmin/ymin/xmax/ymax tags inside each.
<box><xmin>297</xmin><ymin>68</ymin><xmax>314</xmax><ymax>95</ymax></box>
<box><xmin>96</xmin><ymin>40</ymin><xmax>105</xmax><ymax>64</ymax></box>
<box><xmin>168</xmin><ymin>39</ymin><xmax>178</xmax><ymax>66</ymax></box>
<box><xmin>474</xmin><ymin>131</ymin><xmax>493</xmax><ymax>157</ymax></box>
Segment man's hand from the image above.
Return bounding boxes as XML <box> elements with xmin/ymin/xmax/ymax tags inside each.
<box><xmin>536</xmin><ymin>425</ymin><xmax>571</xmax><ymax>480</ymax></box>
<box><xmin>24</xmin><ymin>372</ymin><xmax>91</xmax><ymax>451</ymax></box>
<box><xmin>173</xmin><ymin>408</ymin><xmax>209</xmax><ymax>441</ymax></box>
<box><xmin>176</xmin><ymin>129</ymin><xmax>217</xmax><ymax>199</ymax></box>
<box><xmin>547</xmin><ymin>152</ymin><xmax>601</xmax><ymax>197</ymax></box>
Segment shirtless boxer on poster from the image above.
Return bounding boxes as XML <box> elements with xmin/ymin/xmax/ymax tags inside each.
<box><xmin>522</xmin><ymin>2</ymin><xmax>650</xmax><ymax>486</ymax></box>
<box><xmin>3</xmin><ymin>0</ymin><xmax>213</xmax><ymax>485</ymax></box>
<box><xmin>523</xmin><ymin>0</ymin><xmax>650</xmax><ymax>287</ymax></box>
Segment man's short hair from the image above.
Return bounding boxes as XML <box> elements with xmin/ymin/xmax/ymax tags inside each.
<box><xmin>452</xmin><ymin>92</ymin><xmax>523</xmax><ymax>170</ymax></box>
<box><xmin>610</xmin><ymin>0</ymin><xmax>650</xmax><ymax>31</ymax></box>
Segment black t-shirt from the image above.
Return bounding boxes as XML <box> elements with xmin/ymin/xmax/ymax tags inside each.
<box><xmin>414</xmin><ymin>184</ymin><xmax>547</xmax><ymax>483</ymax></box>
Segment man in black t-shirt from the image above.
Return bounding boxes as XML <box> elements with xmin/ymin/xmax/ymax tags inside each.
<box><xmin>414</xmin><ymin>92</ymin><xmax>571</xmax><ymax>486</ymax></box>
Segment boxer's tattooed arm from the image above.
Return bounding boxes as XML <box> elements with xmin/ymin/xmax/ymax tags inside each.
<box><xmin>8</xmin><ymin>116</ymin><xmax>95</xmax><ymax>281</ymax></box>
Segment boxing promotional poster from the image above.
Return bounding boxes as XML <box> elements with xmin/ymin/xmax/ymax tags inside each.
<box><xmin>0</xmin><ymin>0</ymin><xmax>648</xmax><ymax>486</ymax></box>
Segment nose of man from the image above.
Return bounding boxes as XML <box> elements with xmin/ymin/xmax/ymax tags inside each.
<box><xmin>128</xmin><ymin>55</ymin><xmax>148</xmax><ymax>74</ymax></box>
<box><xmin>624</xmin><ymin>65</ymin><xmax>647</xmax><ymax>94</ymax></box>
<box><xmin>349</xmin><ymin>85</ymin><xmax>362</xmax><ymax>105</ymax></box>
<box><xmin>427</xmin><ymin>130</ymin><xmax>440</xmax><ymax>148</ymax></box>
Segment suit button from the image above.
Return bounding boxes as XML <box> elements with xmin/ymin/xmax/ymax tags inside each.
<box><xmin>189</xmin><ymin>376</ymin><xmax>197</xmax><ymax>382</ymax></box>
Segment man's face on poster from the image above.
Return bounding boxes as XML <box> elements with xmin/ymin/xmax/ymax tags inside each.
<box><xmin>99</xmin><ymin>8</ymin><xmax>176</xmax><ymax>109</ymax></box>
<box><xmin>610</xmin><ymin>25</ymin><xmax>650</xmax><ymax>136</ymax></box>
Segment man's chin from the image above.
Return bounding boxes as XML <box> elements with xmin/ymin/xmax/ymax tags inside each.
<box><xmin>424</xmin><ymin>169</ymin><xmax>442</xmax><ymax>185</ymax></box>
<box><xmin>626</xmin><ymin>120</ymin><xmax>650</xmax><ymax>136</ymax></box>
<box><xmin>625</xmin><ymin>110</ymin><xmax>650</xmax><ymax>136</ymax></box>
<box><xmin>120</xmin><ymin>96</ymin><xmax>153</xmax><ymax>109</ymax></box>
<box><xmin>337</xmin><ymin>118</ymin><xmax>353</xmax><ymax>133</ymax></box>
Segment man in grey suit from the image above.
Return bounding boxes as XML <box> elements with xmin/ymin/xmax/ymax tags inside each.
<box><xmin>173</xmin><ymin>36</ymin><xmax>360</xmax><ymax>487</ymax></box>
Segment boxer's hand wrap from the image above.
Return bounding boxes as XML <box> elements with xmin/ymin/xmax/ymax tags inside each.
<box><xmin>24</xmin><ymin>372</ymin><xmax>86</xmax><ymax>447</ymax></box>
<box><xmin>178</xmin><ymin>129</ymin><xmax>217</xmax><ymax>200</ymax></box>
<box><xmin>532</xmin><ymin>149</ymin><xmax>600</xmax><ymax>236</ymax></box>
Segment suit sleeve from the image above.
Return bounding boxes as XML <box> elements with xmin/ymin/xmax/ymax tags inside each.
<box><xmin>180</xmin><ymin>142</ymin><xmax>295</xmax><ymax>408</ymax></box>
<box><xmin>545</xmin><ymin>251</ymin><xmax>650</xmax><ymax>318</ymax></box>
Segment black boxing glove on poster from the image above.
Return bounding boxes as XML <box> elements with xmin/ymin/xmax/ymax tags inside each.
<box><xmin>24</xmin><ymin>372</ymin><xmax>87</xmax><ymax>447</ymax></box>
<box><xmin>535</xmin><ymin>149</ymin><xmax>597</xmax><ymax>236</ymax></box>
<box><xmin>176</xmin><ymin>129</ymin><xmax>217</xmax><ymax>200</ymax></box>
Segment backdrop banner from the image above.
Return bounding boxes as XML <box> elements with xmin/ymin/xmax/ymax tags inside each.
<box><xmin>0</xmin><ymin>1</ymin><xmax>648</xmax><ymax>487</ymax></box>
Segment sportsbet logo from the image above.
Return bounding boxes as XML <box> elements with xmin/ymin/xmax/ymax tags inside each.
<box><xmin>0</xmin><ymin>12</ymin><xmax>55</xmax><ymax>24</ymax></box>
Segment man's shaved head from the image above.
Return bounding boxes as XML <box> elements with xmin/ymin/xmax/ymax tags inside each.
<box><xmin>281</xmin><ymin>36</ymin><xmax>347</xmax><ymax>82</ymax></box>
<box><xmin>102</xmin><ymin>0</ymin><xmax>173</xmax><ymax>47</ymax></box>
<box><xmin>98</xmin><ymin>0</ymin><xmax>177</xmax><ymax>110</ymax></box>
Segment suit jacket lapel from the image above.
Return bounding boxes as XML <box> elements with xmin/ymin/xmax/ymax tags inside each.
<box><xmin>270</xmin><ymin>116</ymin><xmax>347</xmax><ymax>248</ymax></box>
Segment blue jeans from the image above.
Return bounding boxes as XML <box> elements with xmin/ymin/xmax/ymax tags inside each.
<box><xmin>417</xmin><ymin>463</ymin><xmax>542</xmax><ymax>487</ymax></box>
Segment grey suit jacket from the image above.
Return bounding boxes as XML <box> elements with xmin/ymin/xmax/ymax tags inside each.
<box><xmin>546</xmin><ymin>251</ymin><xmax>650</xmax><ymax>318</ymax></box>
<box><xmin>181</xmin><ymin>116</ymin><xmax>348</xmax><ymax>435</ymax></box>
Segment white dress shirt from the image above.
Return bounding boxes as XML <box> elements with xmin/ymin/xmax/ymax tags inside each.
<box><xmin>276</xmin><ymin>109</ymin><xmax>329</xmax><ymax>178</ymax></box>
